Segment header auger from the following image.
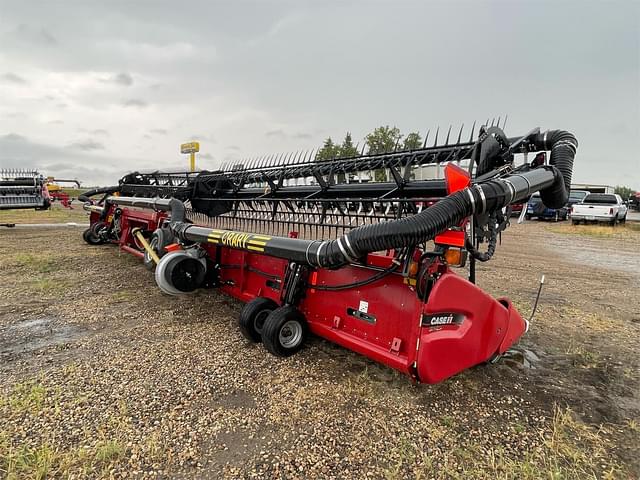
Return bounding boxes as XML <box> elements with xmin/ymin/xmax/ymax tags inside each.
<box><xmin>81</xmin><ymin>123</ymin><xmax>577</xmax><ymax>383</ymax></box>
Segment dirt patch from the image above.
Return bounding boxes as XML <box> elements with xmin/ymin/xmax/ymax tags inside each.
<box><xmin>0</xmin><ymin>222</ymin><xmax>638</xmax><ymax>478</ymax></box>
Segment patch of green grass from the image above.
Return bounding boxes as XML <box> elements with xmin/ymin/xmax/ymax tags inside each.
<box><xmin>94</xmin><ymin>439</ymin><xmax>124</xmax><ymax>464</ymax></box>
<box><xmin>14</xmin><ymin>253</ymin><xmax>58</xmax><ymax>273</ymax></box>
<box><xmin>547</xmin><ymin>222</ymin><xmax>639</xmax><ymax>238</ymax></box>
<box><xmin>111</xmin><ymin>290</ymin><xmax>135</xmax><ymax>302</ymax></box>
<box><xmin>1</xmin><ymin>381</ymin><xmax>48</xmax><ymax>414</ymax></box>
<box><xmin>30</xmin><ymin>277</ymin><xmax>67</xmax><ymax>293</ymax></box>
<box><xmin>0</xmin><ymin>204</ymin><xmax>88</xmax><ymax>224</ymax></box>
<box><xmin>565</xmin><ymin>343</ymin><xmax>600</xmax><ymax>368</ymax></box>
<box><xmin>0</xmin><ymin>439</ymin><xmax>125</xmax><ymax>479</ymax></box>
<box><xmin>381</xmin><ymin>406</ymin><xmax>622</xmax><ymax>479</ymax></box>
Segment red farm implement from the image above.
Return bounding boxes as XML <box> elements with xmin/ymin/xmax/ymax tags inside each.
<box><xmin>80</xmin><ymin>123</ymin><xmax>577</xmax><ymax>383</ymax></box>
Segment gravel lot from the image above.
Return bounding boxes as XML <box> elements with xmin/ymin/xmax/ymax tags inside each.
<box><xmin>0</xmin><ymin>217</ymin><xmax>638</xmax><ymax>478</ymax></box>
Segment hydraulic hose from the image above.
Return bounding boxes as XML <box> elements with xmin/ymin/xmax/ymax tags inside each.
<box><xmin>315</xmin><ymin>166</ymin><xmax>563</xmax><ymax>269</ymax></box>
<box><xmin>78</xmin><ymin>186</ymin><xmax>120</xmax><ymax>202</ymax></box>
<box><xmin>533</xmin><ymin>130</ymin><xmax>578</xmax><ymax>208</ymax></box>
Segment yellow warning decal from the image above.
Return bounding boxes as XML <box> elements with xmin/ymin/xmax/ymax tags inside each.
<box><xmin>204</xmin><ymin>230</ymin><xmax>271</xmax><ymax>252</ymax></box>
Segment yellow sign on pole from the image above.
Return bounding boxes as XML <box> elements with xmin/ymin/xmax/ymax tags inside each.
<box><xmin>180</xmin><ymin>142</ymin><xmax>200</xmax><ymax>172</ymax></box>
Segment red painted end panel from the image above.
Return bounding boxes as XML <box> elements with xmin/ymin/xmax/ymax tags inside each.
<box><xmin>416</xmin><ymin>272</ymin><xmax>523</xmax><ymax>383</ymax></box>
<box><xmin>300</xmin><ymin>266</ymin><xmax>421</xmax><ymax>374</ymax></box>
<box><xmin>497</xmin><ymin>298</ymin><xmax>527</xmax><ymax>354</ymax></box>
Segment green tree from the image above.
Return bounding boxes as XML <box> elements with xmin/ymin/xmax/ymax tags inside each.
<box><xmin>316</xmin><ymin>137</ymin><xmax>340</xmax><ymax>161</ymax></box>
<box><xmin>339</xmin><ymin>132</ymin><xmax>360</xmax><ymax>158</ymax></box>
<box><xmin>403</xmin><ymin>132</ymin><xmax>422</xmax><ymax>150</ymax></box>
<box><xmin>365</xmin><ymin>125</ymin><xmax>403</xmax><ymax>155</ymax></box>
<box><xmin>614</xmin><ymin>185</ymin><xmax>636</xmax><ymax>200</ymax></box>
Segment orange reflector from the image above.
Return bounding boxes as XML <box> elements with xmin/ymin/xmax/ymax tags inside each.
<box><xmin>164</xmin><ymin>243</ymin><xmax>182</xmax><ymax>252</ymax></box>
<box><xmin>444</xmin><ymin>248</ymin><xmax>463</xmax><ymax>266</ymax></box>
<box><xmin>444</xmin><ymin>163</ymin><xmax>471</xmax><ymax>195</ymax></box>
<box><xmin>408</xmin><ymin>260</ymin><xmax>419</xmax><ymax>278</ymax></box>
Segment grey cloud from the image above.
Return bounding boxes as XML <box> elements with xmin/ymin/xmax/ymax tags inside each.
<box><xmin>0</xmin><ymin>1</ymin><xmax>637</xmax><ymax>188</ymax></box>
<box><xmin>101</xmin><ymin>72</ymin><xmax>134</xmax><ymax>86</ymax></box>
<box><xmin>200</xmin><ymin>153</ymin><xmax>214</xmax><ymax>160</ymax></box>
<box><xmin>68</xmin><ymin>139</ymin><xmax>105</xmax><ymax>151</ymax></box>
<box><xmin>265</xmin><ymin>129</ymin><xmax>285</xmax><ymax>138</ymax></box>
<box><xmin>1</xmin><ymin>133</ymin><xmax>27</xmax><ymax>141</ymax></box>
<box><xmin>79</xmin><ymin>128</ymin><xmax>109</xmax><ymax>136</ymax></box>
<box><xmin>14</xmin><ymin>24</ymin><xmax>58</xmax><ymax>46</ymax></box>
<box><xmin>293</xmin><ymin>132</ymin><xmax>312</xmax><ymax>139</ymax></box>
<box><xmin>122</xmin><ymin>99</ymin><xmax>148</xmax><ymax>108</ymax></box>
<box><xmin>1</xmin><ymin>72</ymin><xmax>27</xmax><ymax>84</ymax></box>
<box><xmin>114</xmin><ymin>73</ymin><xmax>133</xmax><ymax>86</ymax></box>
<box><xmin>47</xmin><ymin>120</ymin><xmax>64</xmax><ymax>125</ymax></box>
<box><xmin>0</xmin><ymin>133</ymin><xmax>140</xmax><ymax>186</ymax></box>
<box><xmin>225</xmin><ymin>145</ymin><xmax>241</xmax><ymax>151</ymax></box>
<box><xmin>149</xmin><ymin>128</ymin><xmax>167</xmax><ymax>135</ymax></box>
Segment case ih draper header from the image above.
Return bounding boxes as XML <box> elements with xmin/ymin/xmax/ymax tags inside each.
<box><xmin>80</xmin><ymin>123</ymin><xmax>577</xmax><ymax>383</ymax></box>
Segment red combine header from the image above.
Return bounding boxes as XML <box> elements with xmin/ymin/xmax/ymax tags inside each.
<box><xmin>80</xmin><ymin>123</ymin><xmax>577</xmax><ymax>383</ymax></box>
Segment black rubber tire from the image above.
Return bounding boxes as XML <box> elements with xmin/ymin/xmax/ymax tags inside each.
<box><xmin>610</xmin><ymin>215</ymin><xmax>618</xmax><ymax>227</ymax></box>
<box><xmin>84</xmin><ymin>222</ymin><xmax>106</xmax><ymax>245</ymax></box>
<box><xmin>238</xmin><ymin>297</ymin><xmax>279</xmax><ymax>343</ymax></box>
<box><xmin>261</xmin><ymin>306</ymin><xmax>308</xmax><ymax>357</ymax></box>
<box><xmin>143</xmin><ymin>232</ymin><xmax>161</xmax><ymax>270</ymax></box>
<box><xmin>620</xmin><ymin>214</ymin><xmax>626</xmax><ymax>224</ymax></box>
<box><xmin>572</xmin><ymin>220</ymin><xmax>579</xmax><ymax>226</ymax></box>
<box><xmin>82</xmin><ymin>228</ymin><xmax>93</xmax><ymax>244</ymax></box>
<box><xmin>525</xmin><ymin>214</ymin><xmax>531</xmax><ymax>221</ymax></box>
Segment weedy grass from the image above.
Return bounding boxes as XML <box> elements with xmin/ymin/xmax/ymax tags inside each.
<box><xmin>13</xmin><ymin>253</ymin><xmax>59</xmax><ymax>273</ymax></box>
<box><xmin>547</xmin><ymin>222</ymin><xmax>640</xmax><ymax>238</ymax></box>
<box><xmin>0</xmin><ymin>204</ymin><xmax>88</xmax><ymax>224</ymax></box>
<box><xmin>381</xmin><ymin>406</ymin><xmax>622</xmax><ymax>480</ymax></box>
<box><xmin>0</xmin><ymin>381</ymin><xmax>129</xmax><ymax>479</ymax></box>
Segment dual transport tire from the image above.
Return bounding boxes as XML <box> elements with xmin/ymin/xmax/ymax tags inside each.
<box><xmin>239</xmin><ymin>297</ymin><xmax>308</xmax><ymax>357</ymax></box>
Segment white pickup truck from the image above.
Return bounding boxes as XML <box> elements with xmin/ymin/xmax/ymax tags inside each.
<box><xmin>571</xmin><ymin>193</ymin><xmax>628</xmax><ymax>225</ymax></box>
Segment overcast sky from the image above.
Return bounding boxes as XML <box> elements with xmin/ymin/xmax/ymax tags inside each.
<box><xmin>0</xmin><ymin>0</ymin><xmax>638</xmax><ymax>187</ymax></box>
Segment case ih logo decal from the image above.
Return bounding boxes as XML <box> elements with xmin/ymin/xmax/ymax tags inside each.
<box><xmin>422</xmin><ymin>313</ymin><xmax>465</xmax><ymax>327</ymax></box>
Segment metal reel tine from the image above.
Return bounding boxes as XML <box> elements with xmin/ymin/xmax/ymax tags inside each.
<box><xmin>496</xmin><ymin>116</ymin><xmax>501</xmax><ymax>129</ymax></box>
<box><xmin>491</xmin><ymin>117</ymin><xmax>495</xmax><ymax>127</ymax></box>
<box><xmin>469</xmin><ymin>121</ymin><xmax>476</xmax><ymax>142</ymax></box>
<box><xmin>485</xmin><ymin>118</ymin><xmax>490</xmax><ymax>128</ymax></box>
<box><xmin>502</xmin><ymin>114</ymin><xmax>508</xmax><ymax>130</ymax></box>
<box><xmin>423</xmin><ymin>129</ymin><xmax>430</xmax><ymax>148</ymax></box>
<box><xmin>445</xmin><ymin>125</ymin><xmax>452</xmax><ymax>145</ymax></box>
<box><xmin>456</xmin><ymin>124</ymin><xmax>464</xmax><ymax>144</ymax></box>
<box><xmin>433</xmin><ymin>126</ymin><xmax>439</xmax><ymax>147</ymax></box>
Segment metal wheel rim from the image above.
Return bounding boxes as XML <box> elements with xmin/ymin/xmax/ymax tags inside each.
<box><xmin>145</xmin><ymin>236</ymin><xmax>159</xmax><ymax>261</ymax></box>
<box><xmin>279</xmin><ymin>320</ymin><xmax>302</xmax><ymax>348</ymax></box>
<box><xmin>254</xmin><ymin>310</ymin><xmax>271</xmax><ymax>334</ymax></box>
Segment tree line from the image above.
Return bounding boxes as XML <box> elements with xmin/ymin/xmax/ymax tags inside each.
<box><xmin>316</xmin><ymin>126</ymin><xmax>424</xmax><ymax>161</ymax></box>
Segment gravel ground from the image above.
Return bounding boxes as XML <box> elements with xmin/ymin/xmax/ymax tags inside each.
<box><xmin>0</xmin><ymin>220</ymin><xmax>638</xmax><ymax>479</ymax></box>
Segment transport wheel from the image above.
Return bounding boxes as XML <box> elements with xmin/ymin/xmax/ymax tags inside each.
<box><xmin>553</xmin><ymin>211</ymin><xmax>559</xmax><ymax>222</ymax></box>
<box><xmin>143</xmin><ymin>234</ymin><xmax>160</xmax><ymax>270</ymax></box>
<box><xmin>620</xmin><ymin>214</ymin><xmax>627</xmax><ymax>224</ymax></box>
<box><xmin>155</xmin><ymin>252</ymin><xmax>206</xmax><ymax>295</ymax></box>
<box><xmin>238</xmin><ymin>297</ymin><xmax>279</xmax><ymax>342</ymax></box>
<box><xmin>261</xmin><ymin>306</ymin><xmax>308</xmax><ymax>357</ymax></box>
<box><xmin>610</xmin><ymin>215</ymin><xmax>618</xmax><ymax>227</ymax></box>
<box><xmin>143</xmin><ymin>229</ymin><xmax>170</xmax><ymax>270</ymax></box>
<box><xmin>84</xmin><ymin>222</ymin><xmax>106</xmax><ymax>245</ymax></box>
